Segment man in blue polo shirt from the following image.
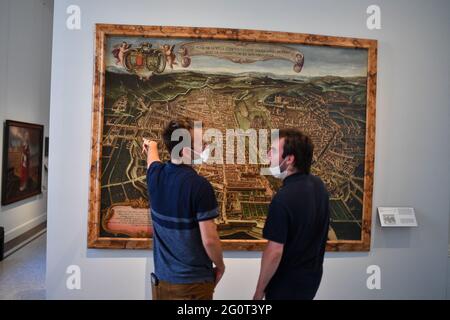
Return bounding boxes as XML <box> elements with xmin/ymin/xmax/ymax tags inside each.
<box><xmin>253</xmin><ymin>129</ymin><xmax>330</xmax><ymax>300</ymax></box>
<box><xmin>143</xmin><ymin>119</ymin><xmax>225</xmax><ymax>300</ymax></box>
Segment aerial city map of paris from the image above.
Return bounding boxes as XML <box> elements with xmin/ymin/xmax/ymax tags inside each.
<box><xmin>88</xmin><ymin>25</ymin><xmax>377</xmax><ymax>251</ymax></box>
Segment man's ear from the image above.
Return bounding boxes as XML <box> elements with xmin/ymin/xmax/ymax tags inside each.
<box><xmin>286</xmin><ymin>154</ymin><xmax>295</xmax><ymax>167</ymax></box>
<box><xmin>181</xmin><ymin>146</ymin><xmax>191</xmax><ymax>159</ymax></box>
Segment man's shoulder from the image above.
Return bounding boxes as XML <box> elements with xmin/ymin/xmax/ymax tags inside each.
<box><xmin>308</xmin><ymin>174</ymin><xmax>323</xmax><ymax>184</ymax></box>
<box><xmin>165</xmin><ymin>165</ymin><xmax>212</xmax><ymax>190</ymax></box>
<box><xmin>194</xmin><ymin>173</ymin><xmax>209</xmax><ymax>184</ymax></box>
<box><xmin>146</xmin><ymin>161</ymin><xmax>164</xmax><ymax>189</ymax></box>
<box><xmin>276</xmin><ymin>174</ymin><xmax>327</xmax><ymax>197</ymax></box>
<box><xmin>147</xmin><ymin>160</ymin><xmax>164</xmax><ymax>172</ymax></box>
<box><xmin>271</xmin><ymin>188</ymin><xmax>291</xmax><ymax>209</ymax></box>
<box><xmin>188</xmin><ymin>172</ymin><xmax>212</xmax><ymax>190</ymax></box>
<box><xmin>295</xmin><ymin>174</ymin><xmax>327</xmax><ymax>191</ymax></box>
<box><xmin>309</xmin><ymin>174</ymin><xmax>328</xmax><ymax>193</ymax></box>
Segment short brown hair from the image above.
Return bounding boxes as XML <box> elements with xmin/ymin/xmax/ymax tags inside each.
<box><xmin>279</xmin><ymin>129</ymin><xmax>314</xmax><ymax>174</ymax></box>
<box><xmin>162</xmin><ymin>118</ymin><xmax>194</xmax><ymax>159</ymax></box>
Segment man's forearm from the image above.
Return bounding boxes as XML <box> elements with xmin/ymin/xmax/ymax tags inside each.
<box><xmin>147</xmin><ymin>141</ymin><xmax>160</xmax><ymax>168</ymax></box>
<box><xmin>255</xmin><ymin>248</ymin><xmax>282</xmax><ymax>293</ymax></box>
<box><xmin>203</xmin><ymin>238</ymin><xmax>224</xmax><ymax>268</ymax></box>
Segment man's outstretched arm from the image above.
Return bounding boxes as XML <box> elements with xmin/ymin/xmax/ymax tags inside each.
<box><xmin>143</xmin><ymin>139</ymin><xmax>160</xmax><ymax>168</ymax></box>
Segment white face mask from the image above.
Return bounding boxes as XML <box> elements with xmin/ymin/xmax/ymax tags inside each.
<box><xmin>269</xmin><ymin>158</ymin><xmax>288</xmax><ymax>180</ymax></box>
<box><xmin>192</xmin><ymin>145</ymin><xmax>210</xmax><ymax>165</ymax></box>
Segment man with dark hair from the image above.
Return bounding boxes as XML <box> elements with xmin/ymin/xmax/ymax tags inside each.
<box><xmin>143</xmin><ymin>118</ymin><xmax>225</xmax><ymax>300</ymax></box>
<box><xmin>253</xmin><ymin>128</ymin><xmax>330</xmax><ymax>300</ymax></box>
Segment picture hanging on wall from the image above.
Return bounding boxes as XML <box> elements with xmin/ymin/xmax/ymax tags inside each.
<box><xmin>88</xmin><ymin>24</ymin><xmax>377</xmax><ymax>251</ymax></box>
<box><xmin>1</xmin><ymin>120</ymin><xmax>44</xmax><ymax>205</ymax></box>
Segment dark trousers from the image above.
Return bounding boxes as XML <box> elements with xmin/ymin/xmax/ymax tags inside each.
<box><xmin>265</xmin><ymin>268</ymin><xmax>323</xmax><ymax>300</ymax></box>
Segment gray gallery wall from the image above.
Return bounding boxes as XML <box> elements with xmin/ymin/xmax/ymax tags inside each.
<box><xmin>0</xmin><ymin>0</ymin><xmax>53</xmax><ymax>243</ymax></box>
<box><xmin>46</xmin><ymin>0</ymin><xmax>450</xmax><ymax>299</ymax></box>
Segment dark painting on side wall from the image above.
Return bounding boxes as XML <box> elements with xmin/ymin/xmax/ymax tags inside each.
<box><xmin>1</xmin><ymin>120</ymin><xmax>44</xmax><ymax>205</ymax></box>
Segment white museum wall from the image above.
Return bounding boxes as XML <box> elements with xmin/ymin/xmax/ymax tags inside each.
<box><xmin>447</xmin><ymin>255</ymin><xmax>450</xmax><ymax>299</ymax></box>
<box><xmin>46</xmin><ymin>0</ymin><xmax>450</xmax><ymax>299</ymax></box>
<box><xmin>0</xmin><ymin>0</ymin><xmax>53</xmax><ymax>243</ymax></box>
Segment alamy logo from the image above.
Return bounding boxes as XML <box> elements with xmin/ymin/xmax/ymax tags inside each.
<box><xmin>366</xmin><ymin>265</ymin><xmax>381</xmax><ymax>290</ymax></box>
<box><xmin>166</xmin><ymin>122</ymin><xmax>280</xmax><ymax>175</ymax></box>
<box><xmin>366</xmin><ymin>5</ymin><xmax>381</xmax><ymax>30</ymax></box>
<box><xmin>66</xmin><ymin>5</ymin><xmax>81</xmax><ymax>30</ymax></box>
<box><xmin>66</xmin><ymin>265</ymin><xmax>81</xmax><ymax>290</ymax></box>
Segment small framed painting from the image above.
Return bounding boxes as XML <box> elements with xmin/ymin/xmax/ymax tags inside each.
<box><xmin>1</xmin><ymin>120</ymin><xmax>44</xmax><ymax>205</ymax></box>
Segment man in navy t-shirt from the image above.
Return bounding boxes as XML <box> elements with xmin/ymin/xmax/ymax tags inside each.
<box><xmin>143</xmin><ymin>119</ymin><xmax>225</xmax><ymax>300</ymax></box>
<box><xmin>253</xmin><ymin>129</ymin><xmax>330</xmax><ymax>300</ymax></box>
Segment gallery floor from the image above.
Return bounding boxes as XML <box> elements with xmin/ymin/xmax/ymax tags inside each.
<box><xmin>0</xmin><ymin>233</ymin><xmax>46</xmax><ymax>300</ymax></box>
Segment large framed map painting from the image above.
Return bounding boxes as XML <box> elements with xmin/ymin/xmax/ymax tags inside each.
<box><xmin>88</xmin><ymin>25</ymin><xmax>377</xmax><ymax>251</ymax></box>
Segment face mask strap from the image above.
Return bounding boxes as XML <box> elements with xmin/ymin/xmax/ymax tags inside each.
<box><xmin>278</xmin><ymin>157</ymin><xmax>288</xmax><ymax>173</ymax></box>
<box><xmin>190</xmin><ymin>145</ymin><xmax>210</xmax><ymax>164</ymax></box>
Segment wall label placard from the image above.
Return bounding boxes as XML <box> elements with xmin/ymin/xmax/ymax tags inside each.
<box><xmin>378</xmin><ymin>207</ymin><xmax>418</xmax><ymax>227</ymax></box>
